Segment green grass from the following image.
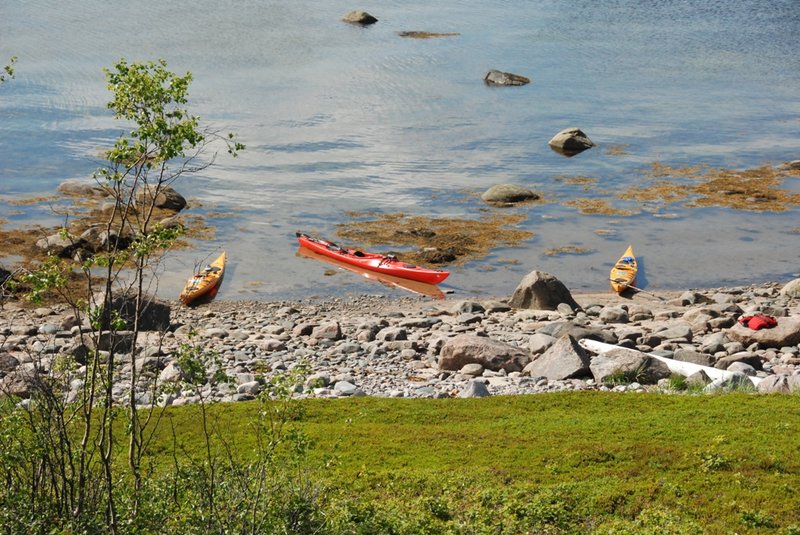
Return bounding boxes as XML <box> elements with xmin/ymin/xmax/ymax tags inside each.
<box><xmin>148</xmin><ymin>392</ymin><xmax>800</xmax><ymax>533</ymax></box>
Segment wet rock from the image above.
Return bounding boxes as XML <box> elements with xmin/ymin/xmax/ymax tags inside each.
<box><xmin>509</xmin><ymin>271</ymin><xmax>581</xmax><ymax>311</ymax></box>
<box><xmin>481</xmin><ymin>184</ymin><xmax>539</xmax><ymax>204</ymax></box>
<box><xmin>342</xmin><ymin>10</ymin><xmax>378</xmax><ymax>25</ymax></box>
<box><xmin>548</xmin><ymin>127</ymin><xmax>595</xmax><ymax>157</ymax></box>
<box><xmin>483</xmin><ymin>70</ymin><xmax>530</xmax><ymax>86</ymax></box>
<box><xmin>57</xmin><ymin>180</ymin><xmax>108</xmax><ymax>197</ymax></box>
<box><xmin>135</xmin><ymin>185</ymin><xmax>187</xmax><ymax>212</ymax></box>
<box><xmin>35</xmin><ymin>232</ymin><xmax>88</xmax><ymax>259</ymax></box>
<box><xmin>79</xmin><ymin>226</ymin><xmax>133</xmax><ymax>252</ymax></box>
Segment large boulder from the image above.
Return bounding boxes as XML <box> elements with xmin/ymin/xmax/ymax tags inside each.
<box><xmin>523</xmin><ymin>334</ymin><xmax>590</xmax><ymax>380</ymax></box>
<box><xmin>0</xmin><ymin>353</ymin><xmax>20</xmax><ymax>375</ymax></box>
<box><xmin>92</xmin><ymin>291</ymin><xmax>172</xmax><ymax>332</ymax></box>
<box><xmin>135</xmin><ymin>185</ymin><xmax>187</xmax><ymax>212</ymax></box>
<box><xmin>342</xmin><ymin>11</ymin><xmax>378</xmax><ymax>25</ymax></box>
<box><xmin>589</xmin><ymin>347</ymin><xmax>671</xmax><ymax>385</ymax></box>
<box><xmin>438</xmin><ymin>334</ymin><xmax>531</xmax><ymax>372</ymax></box>
<box><xmin>726</xmin><ymin>316</ymin><xmax>800</xmax><ymax>349</ymax></box>
<box><xmin>509</xmin><ymin>271</ymin><xmax>580</xmax><ymax>311</ymax></box>
<box><xmin>780</xmin><ymin>278</ymin><xmax>800</xmax><ymax>299</ymax></box>
<box><xmin>79</xmin><ymin>226</ymin><xmax>133</xmax><ymax>252</ymax></box>
<box><xmin>57</xmin><ymin>180</ymin><xmax>108</xmax><ymax>198</ymax></box>
<box><xmin>481</xmin><ymin>184</ymin><xmax>539</xmax><ymax>204</ymax></box>
<box><xmin>483</xmin><ymin>70</ymin><xmax>530</xmax><ymax>86</ymax></box>
<box><xmin>35</xmin><ymin>232</ymin><xmax>89</xmax><ymax>259</ymax></box>
<box><xmin>757</xmin><ymin>374</ymin><xmax>800</xmax><ymax>394</ymax></box>
<box><xmin>548</xmin><ymin>127</ymin><xmax>595</xmax><ymax>157</ymax></box>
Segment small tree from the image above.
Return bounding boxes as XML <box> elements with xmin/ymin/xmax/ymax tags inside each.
<box><xmin>5</xmin><ymin>58</ymin><xmax>243</xmax><ymax>534</ymax></box>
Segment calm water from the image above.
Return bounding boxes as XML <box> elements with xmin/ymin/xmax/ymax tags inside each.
<box><xmin>1</xmin><ymin>0</ymin><xmax>799</xmax><ymax>300</ymax></box>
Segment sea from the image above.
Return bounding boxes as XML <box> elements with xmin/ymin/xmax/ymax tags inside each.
<box><xmin>1</xmin><ymin>0</ymin><xmax>799</xmax><ymax>301</ymax></box>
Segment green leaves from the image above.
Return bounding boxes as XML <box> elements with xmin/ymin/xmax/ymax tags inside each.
<box><xmin>104</xmin><ymin>58</ymin><xmax>200</xmax><ymax>166</ymax></box>
<box><xmin>19</xmin><ymin>254</ymin><xmax>67</xmax><ymax>304</ymax></box>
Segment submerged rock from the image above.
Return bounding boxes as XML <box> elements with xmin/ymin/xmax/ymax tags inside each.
<box><xmin>548</xmin><ymin>127</ymin><xmax>595</xmax><ymax>157</ymax></box>
<box><xmin>483</xmin><ymin>70</ymin><xmax>531</xmax><ymax>86</ymax></box>
<box><xmin>481</xmin><ymin>184</ymin><xmax>539</xmax><ymax>204</ymax></box>
<box><xmin>342</xmin><ymin>11</ymin><xmax>378</xmax><ymax>25</ymax></box>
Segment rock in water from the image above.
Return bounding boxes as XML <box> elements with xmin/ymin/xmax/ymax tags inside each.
<box><xmin>548</xmin><ymin>127</ymin><xmax>595</xmax><ymax>156</ymax></box>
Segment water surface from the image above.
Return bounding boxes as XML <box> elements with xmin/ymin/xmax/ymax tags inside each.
<box><xmin>1</xmin><ymin>0</ymin><xmax>799</xmax><ymax>299</ymax></box>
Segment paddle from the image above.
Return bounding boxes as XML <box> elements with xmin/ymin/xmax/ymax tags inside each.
<box><xmin>610</xmin><ymin>279</ymin><xmax>666</xmax><ymax>301</ymax></box>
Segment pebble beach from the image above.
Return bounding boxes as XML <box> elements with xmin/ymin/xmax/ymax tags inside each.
<box><xmin>2</xmin><ymin>277</ymin><xmax>800</xmax><ymax>406</ymax></box>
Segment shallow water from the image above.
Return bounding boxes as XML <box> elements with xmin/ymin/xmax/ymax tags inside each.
<box><xmin>1</xmin><ymin>0</ymin><xmax>799</xmax><ymax>300</ymax></box>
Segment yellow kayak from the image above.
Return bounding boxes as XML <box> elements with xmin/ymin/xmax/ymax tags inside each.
<box><xmin>179</xmin><ymin>251</ymin><xmax>227</xmax><ymax>305</ymax></box>
<box><xmin>610</xmin><ymin>245</ymin><xmax>637</xmax><ymax>294</ymax></box>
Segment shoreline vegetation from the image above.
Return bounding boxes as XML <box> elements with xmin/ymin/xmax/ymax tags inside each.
<box><xmin>2</xmin><ymin>283</ymin><xmax>800</xmax><ymax>533</ymax></box>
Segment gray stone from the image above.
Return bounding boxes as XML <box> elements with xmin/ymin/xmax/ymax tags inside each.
<box><xmin>726</xmin><ymin>361</ymin><xmax>756</xmax><ymax>376</ymax></box>
<box><xmin>312</xmin><ymin>321</ymin><xmax>342</xmax><ymax>341</ymax></box>
<box><xmin>333</xmin><ymin>381</ymin><xmax>359</xmax><ymax>396</ymax></box>
<box><xmin>135</xmin><ymin>185</ymin><xmax>186</xmax><ymax>211</ymax></box>
<box><xmin>509</xmin><ymin>271</ymin><xmax>580</xmax><ymax>311</ymax></box>
<box><xmin>779</xmin><ymin>278</ymin><xmax>800</xmax><ymax>298</ymax></box>
<box><xmin>459</xmin><ymin>363</ymin><xmax>484</xmax><ymax>377</ymax></box>
<box><xmin>655</xmin><ymin>323</ymin><xmax>693</xmax><ymax>342</ymax></box>
<box><xmin>673</xmin><ymin>348</ymin><xmax>714</xmax><ymax>367</ymax></box>
<box><xmin>523</xmin><ymin>335</ymin><xmax>589</xmax><ymax>380</ymax></box>
<box><xmin>528</xmin><ymin>333</ymin><xmax>556</xmax><ymax>355</ymax></box>
<box><xmin>35</xmin><ymin>232</ymin><xmax>87</xmax><ymax>259</ymax></box>
<box><xmin>598</xmin><ymin>306</ymin><xmax>629</xmax><ymax>324</ymax></box>
<box><xmin>342</xmin><ymin>10</ymin><xmax>378</xmax><ymax>25</ymax></box>
<box><xmin>589</xmin><ymin>348</ymin><xmax>671</xmax><ymax>385</ymax></box>
<box><xmin>483</xmin><ymin>70</ymin><xmax>530</xmax><ymax>86</ymax></box>
<box><xmin>757</xmin><ymin>374</ymin><xmax>800</xmax><ymax>394</ymax></box>
<box><xmin>92</xmin><ymin>291</ymin><xmax>171</xmax><ymax>331</ymax></box>
<box><xmin>547</xmin><ymin>127</ymin><xmax>594</xmax><ymax>156</ymax></box>
<box><xmin>481</xmin><ymin>184</ymin><xmax>538</xmax><ymax>204</ymax></box>
<box><xmin>714</xmin><ymin>352</ymin><xmax>762</xmax><ymax>371</ymax></box>
<box><xmin>158</xmin><ymin>362</ymin><xmax>185</xmax><ymax>384</ymax></box>
<box><xmin>727</xmin><ymin>316</ymin><xmax>800</xmax><ymax>348</ymax></box>
<box><xmin>438</xmin><ymin>334</ymin><xmax>530</xmax><ymax>372</ymax></box>
<box><xmin>57</xmin><ymin>180</ymin><xmax>108</xmax><ymax>197</ymax></box>
<box><xmin>459</xmin><ymin>379</ymin><xmax>491</xmax><ymax>398</ymax></box>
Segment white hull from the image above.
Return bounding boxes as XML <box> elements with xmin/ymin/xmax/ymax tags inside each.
<box><xmin>579</xmin><ymin>339</ymin><xmax>762</xmax><ymax>386</ymax></box>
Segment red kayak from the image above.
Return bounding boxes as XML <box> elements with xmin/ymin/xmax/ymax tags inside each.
<box><xmin>296</xmin><ymin>232</ymin><xmax>449</xmax><ymax>285</ymax></box>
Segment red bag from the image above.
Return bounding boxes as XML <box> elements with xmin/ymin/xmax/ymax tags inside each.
<box><xmin>737</xmin><ymin>314</ymin><xmax>777</xmax><ymax>330</ymax></box>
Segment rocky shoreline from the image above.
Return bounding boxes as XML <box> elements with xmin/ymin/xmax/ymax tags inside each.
<box><xmin>2</xmin><ymin>278</ymin><xmax>800</xmax><ymax>406</ymax></box>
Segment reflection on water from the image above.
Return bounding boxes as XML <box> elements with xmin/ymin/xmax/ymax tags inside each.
<box><xmin>1</xmin><ymin>0</ymin><xmax>799</xmax><ymax>299</ymax></box>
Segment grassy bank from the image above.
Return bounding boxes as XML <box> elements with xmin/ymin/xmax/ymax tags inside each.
<box><xmin>149</xmin><ymin>392</ymin><xmax>800</xmax><ymax>533</ymax></box>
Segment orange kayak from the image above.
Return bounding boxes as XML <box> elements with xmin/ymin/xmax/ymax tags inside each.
<box><xmin>179</xmin><ymin>251</ymin><xmax>226</xmax><ymax>305</ymax></box>
<box><xmin>610</xmin><ymin>245</ymin><xmax>637</xmax><ymax>294</ymax></box>
<box><xmin>296</xmin><ymin>232</ymin><xmax>449</xmax><ymax>285</ymax></box>
<box><xmin>297</xmin><ymin>245</ymin><xmax>445</xmax><ymax>299</ymax></box>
